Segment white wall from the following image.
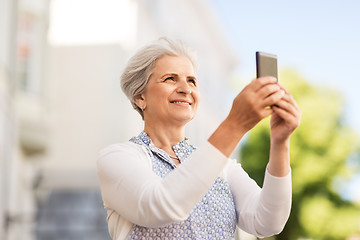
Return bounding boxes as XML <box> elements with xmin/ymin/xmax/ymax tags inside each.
<box><xmin>42</xmin><ymin>44</ymin><xmax>143</xmax><ymax>189</ymax></box>
<box><xmin>0</xmin><ymin>0</ymin><xmax>15</xmax><ymax>237</ymax></box>
<box><xmin>1</xmin><ymin>0</ymin><xmax>51</xmax><ymax>238</ymax></box>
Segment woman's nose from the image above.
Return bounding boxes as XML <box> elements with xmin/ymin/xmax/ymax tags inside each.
<box><xmin>176</xmin><ymin>80</ymin><xmax>192</xmax><ymax>94</ymax></box>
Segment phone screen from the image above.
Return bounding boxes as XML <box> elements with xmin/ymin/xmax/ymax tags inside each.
<box><xmin>256</xmin><ymin>52</ymin><xmax>278</xmax><ymax>81</ymax></box>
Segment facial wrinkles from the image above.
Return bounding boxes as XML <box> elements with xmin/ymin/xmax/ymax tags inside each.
<box><xmin>143</xmin><ymin>56</ymin><xmax>199</xmax><ymax>122</ymax></box>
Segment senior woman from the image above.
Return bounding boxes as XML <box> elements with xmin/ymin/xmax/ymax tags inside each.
<box><xmin>97</xmin><ymin>37</ymin><xmax>301</xmax><ymax>240</ymax></box>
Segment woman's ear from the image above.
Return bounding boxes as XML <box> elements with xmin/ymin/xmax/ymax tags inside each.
<box><xmin>134</xmin><ymin>94</ymin><xmax>146</xmax><ymax>110</ymax></box>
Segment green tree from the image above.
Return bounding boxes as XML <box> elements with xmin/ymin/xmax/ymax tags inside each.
<box><xmin>240</xmin><ymin>69</ymin><xmax>360</xmax><ymax>240</ymax></box>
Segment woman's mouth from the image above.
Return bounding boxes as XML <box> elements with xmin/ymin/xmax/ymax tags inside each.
<box><xmin>170</xmin><ymin>100</ymin><xmax>191</xmax><ymax>106</ymax></box>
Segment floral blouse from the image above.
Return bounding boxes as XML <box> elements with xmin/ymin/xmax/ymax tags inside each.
<box><xmin>128</xmin><ymin>131</ymin><xmax>237</xmax><ymax>239</ymax></box>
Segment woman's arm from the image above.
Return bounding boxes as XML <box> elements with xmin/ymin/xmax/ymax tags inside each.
<box><xmin>210</xmin><ymin>78</ymin><xmax>300</xmax><ymax>237</ymax></box>
<box><xmin>97</xmin><ymin>141</ymin><xmax>228</xmax><ymax>228</ymax></box>
<box><xmin>225</xmin><ymin>160</ymin><xmax>291</xmax><ymax>237</ymax></box>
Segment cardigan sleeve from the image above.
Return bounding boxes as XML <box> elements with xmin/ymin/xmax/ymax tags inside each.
<box><xmin>224</xmin><ymin>159</ymin><xmax>292</xmax><ymax>238</ymax></box>
<box><xmin>96</xmin><ymin>141</ymin><xmax>228</xmax><ymax>228</ymax></box>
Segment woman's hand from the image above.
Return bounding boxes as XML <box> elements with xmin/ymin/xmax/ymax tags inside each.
<box><xmin>227</xmin><ymin>77</ymin><xmax>285</xmax><ymax>132</ymax></box>
<box><xmin>267</xmin><ymin>83</ymin><xmax>301</xmax><ymax>177</ymax></box>
<box><xmin>209</xmin><ymin>77</ymin><xmax>286</xmax><ymax>157</ymax></box>
<box><xmin>270</xmin><ymin>84</ymin><xmax>301</xmax><ymax>144</ymax></box>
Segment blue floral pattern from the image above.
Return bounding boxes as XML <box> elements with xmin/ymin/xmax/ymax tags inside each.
<box><xmin>129</xmin><ymin>131</ymin><xmax>236</xmax><ymax>239</ymax></box>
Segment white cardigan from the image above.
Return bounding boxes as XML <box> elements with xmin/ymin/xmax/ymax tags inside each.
<box><xmin>97</xmin><ymin>141</ymin><xmax>292</xmax><ymax>240</ymax></box>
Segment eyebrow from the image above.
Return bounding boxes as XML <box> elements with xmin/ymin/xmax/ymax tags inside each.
<box><xmin>160</xmin><ymin>73</ymin><xmax>197</xmax><ymax>80</ymax></box>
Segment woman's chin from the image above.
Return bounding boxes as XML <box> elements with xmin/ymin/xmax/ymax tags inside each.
<box><xmin>170</xmin><ymin>113</ymin><xmax>195</xmax><ymax>124</ymax></box>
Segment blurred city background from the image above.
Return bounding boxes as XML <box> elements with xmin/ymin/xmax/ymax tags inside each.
<box><xmin>0</xmin><ymin>0</ymin><xmax>359</xmax><ymax>240</ymax></box>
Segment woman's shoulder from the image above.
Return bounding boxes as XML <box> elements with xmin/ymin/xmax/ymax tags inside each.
<box><xmin>98</xmin><ymin>141</ymin><xmax>146</xmax><ymax>159</ymax></box>
<box><xmin>97</xmin><ymin>141</ymin><xmax>152</xmax><ymax>171</ymax></box>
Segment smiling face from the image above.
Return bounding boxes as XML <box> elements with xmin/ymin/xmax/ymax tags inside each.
<box><xmin>135</xmin><ymin>55</ymin><xmax>200</xmax><ymax>126</ymax></box>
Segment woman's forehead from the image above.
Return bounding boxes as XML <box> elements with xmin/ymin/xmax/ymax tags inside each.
<box><xmin>152</xmin><ymin>55</ymin><xmax>195</xmax><ymax>75</ymax></box>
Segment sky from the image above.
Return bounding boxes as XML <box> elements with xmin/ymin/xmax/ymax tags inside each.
<box><xmin>210</xmin><ymin>0</ymin><xmax>360</xmax><ymax>134</ymax></box>
<box><xmin>209</xmin><ymin>1</ymin><xmax>360</xmax><ymax>201</ymax></box>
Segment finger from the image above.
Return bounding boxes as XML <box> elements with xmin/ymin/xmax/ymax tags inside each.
<box><xmin>252</xmin><ymin>77</ymin><xmax>278</xmax><ymax>91</ymax></box>
<box><xmin>273</xmin><ymin>97</ymin><xmax>300</xmax><ymax>119</ymax></box>
<box><xmin>262</xmin><ymin>89</ymin><xmax>285</xmax><ymax>107</ymax></box>
<box><xmin>257</xmin><ymin>83</ymin><xmax>281</xmax><ymax>100</ymax></box>
<box><xmin>273</xmin><ymin>105</ymin><xmax>300</xmax><ymax>129</ymax></box>
<box><xmin>272</xmin><ymin>84</ymin><xmax>300</xmax><ymax>108</ymax></box>
<box><xmin>259</xmin><ymin>107</ymin><xmax>275</xmax><ymax>119</ymax></box>
<box><xmin>279</xmin><ymin>93</ymin><xmax>301</xmax><ymax>113</ymax></box>
<box><xmin>277</xmin><ymin>84</ymin><xmax>298</xmax><ymax>106</ymax></box>
<box><xmin>272</xmin><ymin>105</ymin><xmax>296</xmax><ymax>124</ymax></box>
<box><xmin>277</xmin><ymin>83</ymin><xmax>291</xmax><ymax>94</ymax></box>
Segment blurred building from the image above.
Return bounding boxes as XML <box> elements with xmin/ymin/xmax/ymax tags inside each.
<box><xmin>0</xmin><ymin>0</ymin><xmax>16</xmax><ymax>238</ymax></box>
<box><xmin>1</xmin><ymin>0</ymin><xmax>50</xmax><ymax>239</ymax></box>
<box><xmin>0</xmin><ymin>0</ymin><xmax>240</xmax><ymax>239</ymax></box>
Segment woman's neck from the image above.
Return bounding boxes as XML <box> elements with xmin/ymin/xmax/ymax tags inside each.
<box><xmin>144</xmin><ymin>121</ymin><xmax>185</xmax><ymax>151</ymax></box>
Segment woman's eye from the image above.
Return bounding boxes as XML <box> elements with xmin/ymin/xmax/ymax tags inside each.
<box><xmin>188</xmin><ymin>79</ymin><xmax>196</xmax><ymax>86</ymax></box>
<box><xmin>164</xmin><ymin>77</ymin><xmax>175</xmax><ymax>82</ymax></box>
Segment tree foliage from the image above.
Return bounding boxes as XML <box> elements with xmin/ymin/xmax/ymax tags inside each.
<box><xmin>240</xmin><ymin>69</ymin><xmax>360</xmax><ymax>240</ymax></box>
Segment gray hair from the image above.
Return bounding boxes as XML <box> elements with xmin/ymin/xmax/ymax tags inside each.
<box><xmin>120</xmin><ymin>37</ymin><xmax>198</xmax><ymax>119</ymax></box>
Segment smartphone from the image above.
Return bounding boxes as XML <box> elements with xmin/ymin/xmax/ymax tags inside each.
<box><xmin>256</xmin><ymin>51</ymin><xmax>278</xmax><ymax>81</ymax></box>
